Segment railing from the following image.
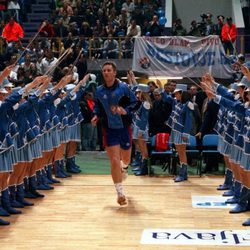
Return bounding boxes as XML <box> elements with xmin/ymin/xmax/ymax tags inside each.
<box><xmin>0</xmin><ymin>34</ymin><xmax>249</xmax><ymax>59</ymax></box>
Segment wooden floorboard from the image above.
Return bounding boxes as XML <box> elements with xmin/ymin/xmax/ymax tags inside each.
<box><xmin>0</xmin><ymin>175</ymin><xmax>250</xmax><ymax>250</ymax></box>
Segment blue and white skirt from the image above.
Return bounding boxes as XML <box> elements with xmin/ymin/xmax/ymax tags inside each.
<box><xmin>170</xmin><ymin>129</ymin><xmax>189</xmax><ymax>145</ymax></box>
<box><xmin>220</xmin><ymin>140</ymin><xmax>232</xmax><ymax>156</ymax></box>
<box><xmin>51</xmin><ymin>127</ymin><xmax>61</xmax><ymax>148</ymax></box>
<box><xmin>132</xmin><ymin>125</ymin><xmax>149</xmax><ymax>141</ymax></box>
<box><xmin>60</xmin><ymin>126</ymin><xmax>70</xmax><ymax>144</ymax></box>
<box><xmin>29</xmin><ymin>137</ymin><xmax>42</xmax><ymax>159</ymax></box>
<box><xmin>17</xmin><ymin>144</ymin><xmax>33</xmax><ymax>163</ymax></box>
<box><xmin>40</xmin><ymin>132</ymin><xmax>53</xmax><ymax>152</ymax></box>
<box><xmin>68</xmin><ymin>123</ymin><xmax>81</xmax><ymax>142</ymax></box>
<box><xmin>240</xmin><ymin>153</ymin><xmax>250</xmax><ymax>170</ymax></box>
<box><xmin>217</xmin><ymin>135</ymin><xmax>224</xmax><ymax>154</ymax></box>
<box><xmin>0</xmin><ymin>148</ymin><xmax>14</xmax><ymax>172</ymax></box>
<box><xmin>230</xmin><ymin>145</ymin><xmax>243</xmax><ymax>164</ymax></box>
<box><xmin>11</xmin><ymin>136</ymin><xmax>18</xmax><ymax>166</ymax></box>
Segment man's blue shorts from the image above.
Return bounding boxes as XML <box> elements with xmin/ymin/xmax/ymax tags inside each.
<box><xmin>102</xmin><ymin>126</ymin><xmax>132</xmax><ymax>150</ymax></box>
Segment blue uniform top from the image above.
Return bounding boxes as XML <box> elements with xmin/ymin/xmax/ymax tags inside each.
<box><xmin>0</xmin><ymin>89</ymin><xmax>24</xmax><ymax>150</ymax></box>
<box><xmin>166</xmin><ymin>99</ymin><xmax>194</xmax><ymax>138</ymax></box>
<box><xmin>133</xmin><ymin>101</ymin><xmax>151</xmax><ymax>131</ymax></box>
<box><xmin>94</xmin><ymin>81</ymin><xmax>138</xmax><ymax>129</ymax></box>
<box><xmin>68</xmin><ymin>86</ymin><xmax>85</xmax><ymax>125</ymax></box>
<box><xmin>215</xmin><ymin>84</ymin><xmax>245</xmax><ymax>147</ymax></box>
<box><xmin>14</xmin><ymin>100</ymin><xmax>36</xmax><ymax>149</ymax></box>
<box><xmin>36</xmin><ymin>90</ymin><xmax>61</xmax><ymax>132</ymax></box>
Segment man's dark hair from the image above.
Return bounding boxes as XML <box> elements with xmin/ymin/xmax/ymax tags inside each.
<box><xmin>102</xmin><ymin>61</ymin><xmax>117</xmax><ymax>71</ymax></box>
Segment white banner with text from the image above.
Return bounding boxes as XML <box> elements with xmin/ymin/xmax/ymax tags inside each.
<box><xmin>141</xmin><ymin>229</ymin><xmax>250</xmax><ymax>246</ymax></box>
<box><xmin>132</xmin><ymin>36</ymin><xmax>233</xmax><ymax>79</ymax></box>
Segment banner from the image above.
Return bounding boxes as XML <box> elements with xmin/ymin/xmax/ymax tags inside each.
<box><xmin>132</xmin><ymin>36</ymin><xmax>233</xmax><ymax>79</ymax></box>
<box><xmin>192</xmin><ymin>196</ymin><xmax>235</xmax><ymax>209</ymax></box>
<box><xmin>141</xmin><ymin>229</ymin><xmax>250</xmax><ymax>246</ymax></box>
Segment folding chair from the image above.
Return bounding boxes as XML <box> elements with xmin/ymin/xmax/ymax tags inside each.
<box><xmin>186</xmin><ymin>135</ymin><xmax>201</xmax><ymax>175</ymax></box>
<box><xmin>149</xmin><ymin>134</ymin><xmax>175</xmax><ymax>176</ymax></box>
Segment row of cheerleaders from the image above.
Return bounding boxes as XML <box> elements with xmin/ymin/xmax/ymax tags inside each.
<box><xmin>203</xmin><ymin>73</ymin><xmax>250</xmax><ymax>227</ymax></box>
<box><xmin>0</xmin><ymin>67</ymin><xmax>90</xmax><ymax>226</ymax></box>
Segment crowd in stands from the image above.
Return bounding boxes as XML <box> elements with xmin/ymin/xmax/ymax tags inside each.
<box><xmin>171</xmin><ymin>14</ymin><xmax>238</xmax><ymax>55</ymax></box>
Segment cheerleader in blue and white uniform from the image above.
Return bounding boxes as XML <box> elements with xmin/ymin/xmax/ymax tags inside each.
<box><xmin>35</xmin><ymin>75</ymin><xmax>72</xmax><ymax>189</ymax></box>
<box><xmin>166</xmin><ymin>84</ymin><xmax>194</xmax><ymax>182</ymax></box>
<box><xmin>65</xmin><ymin>75</ymin><xmax>90</xmax><ymax>174</ymax></box>
<box><xmin>132</xmin><ymin>84</ymin><xmax>152</xmax><ymax>176</ymax></box>
<box><xmin>212</xmin><ymin>80</ymin><xmax>246</xmax><ymax>204</ymax></box>
<box><xmin>204</xmin><ymin>75</ymin><xmax>250</xmax><ymax>226</ymax></box>
<box><xmin>0</xmin><ymin>78</ymin><xmax>38</xmax><ymax>225</ymax></box>
<box><xmin>215</xmin><ymin>83</ymin><xmax>239</xmax><ymax>192</ymax></box>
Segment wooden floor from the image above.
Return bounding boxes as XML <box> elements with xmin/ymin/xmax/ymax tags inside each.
<box><xmin>1</xmin><ymin>175</ymin><xmax>250</xmax><ymax>250</ymax></box>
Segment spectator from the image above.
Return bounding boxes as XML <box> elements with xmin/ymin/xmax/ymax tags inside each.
<box><xmin>169</xmin><ymin>80</ymin><xmax>177</xmax><ymax>94</ymax></box>
<box><xmin>63</xmin><ymin>32</ymin><xmax>74</xmax><ymax>49</ymax></box>
<box><xmin>0</xmin><ymin>0</ymin><xmax>7</xmax><ymax>20</ymax></box>
<box><xmin>59</xmin><ymin>0</ymin><xmax>73</xmax><ymax>16</ymax></box>
<box><xmin>221</xmin><ymin>17</ymin><xmax>237</xmax><ymax>55</ymax></box>
<box><xmin>103</xmin><ymin>34</ymin><xmax>119</xmax><ymax>59</ymax></box>
<box><xmin>118</xmin><ymin>7</ymin><xmax>129</xmax><ymax>27</ymax></box>
<box><xmin>75</xmin><ymin>44</ymin><xmax>88</xmax><ymax>80</ymax></box>
<box><xmin>80</xmin><ymin>37</ymin><xmax>89</xmax><ymax>57</ymax></box>
<box><xmin>122</xmin><ymin>0</ymin><xmax>135</xmax><ymax>19</ymax></box>
<box><xmin>84</xmin><ymin>8</ymin><xmax>97</xmax><ymax>27</ymax></box>
<box><xmin>96</xmin><ymin>8</ymin><xmax>108</xmax><ymax>27</ymax></box>
<box><xmin>188</xmin><ymin>20</ymin><xmax>201</xmax><ymax>36</ymax></box>
<box><xmin>149</xmin><ymin>15</ymin><xmax>162</xmax><ymax>36</ymax></box>
<box><xmin>54</xmin><ymin>18</ymin><xmax>68</xmax><ymax>38</ymax></box>
<box><xmin>121</xmin><ymin>36</ymin><xmax>134</xmax><ymax>58</ymax></box>
<box><xmin>164</xmin><ymin>82</ymin><xmax>171</xmax><ymax>94</ymax></box>
<box><xmin>149</xmin><ymin>88</ymin><xmax>172</xmax><ymax>136</ymax></box>
<box><xmin>241</xmin><ymin>0</ymin><xmax>250</xmax><ymax>29</ymax></box>
<box><xmin>105</xmin><ymin>20</ymin><xmax>117</xmax><ymax>37</ymax></box>
<box><xmin>93</xmin><ymin>19</ymin><xmax>106</xmax><ymax>37</ymax></box>
<box><xmin>20</xmin><ymin>53</ymin><xmax>37</xmax><ymax>79</ymax></box>
<box><xmin>80</xmin><ymin>91</ymin><xmax>97</xmax><ymax>151</ymax></box>
<box><xmin>7</xmin><ymin>0</ymin><xmax>21</xmax><ymax>23</ymax></box>
<box><xmin>68</xmin><ymin>22</ymin><xmax>79</xmax><ymax>36</ymax></box>
<box><xmin>80</xmin><ymin>21</ymin><xmax>93</xmax><ymax>38</ymax></box>
<box><xmin>147</xmin><ymin>80</ymin><xmax>158</xmax><ymax>101</ymax></box>
<box><xmin>131</xmin><ymin>6</ymin><xmax>145</xmax><ymax>27</ymax></box>
<box><xmin>141</xmin><ymin>19</ymin><xmax>151</xmax><ymax>36</ymax></box>
<box><xmin>172</xmin><ymin>18</ymin><xmax>186</xmax><ymax>36</ymax></box>
<box><xmin>2</xmin><ymin>16</ymin><xmax>24</xmax><ymax>44</ymax></box>
<box><xmin>90</xmin><ymin>31</ymin><xmax>103</xmax><ymax>59</ymax></box>
<box><xmin>204</xmin><ymin>13</ymin><xmax>215</xmax><ymax>36</ymax></box>
<box><xmin>127</xmin><ymin>19</ymin><xmax>141</xmax><ymax>38</ymax></box>
<box><xmin>39</xmin><ymin>19</ymin><xmax>55</xmax><ymax>38</ymax></box>
<box><xmin>116</xmin><ymin>19</ymin><xmax>127</xmax><ymax>37</ymax></box>
<box><xmin>214</xmin><ymin>15</ymin><xmax>225</xmax><ymax>40</ymax></box>
<box><xmin>39</xmin><ymin>48</ymin><xmax>58</xmax><ymax>75</ymax></box>
<box><xmin>109</xmin><ymin>7</ymin><xmax>119</xmax><ymax>27</ymax></box>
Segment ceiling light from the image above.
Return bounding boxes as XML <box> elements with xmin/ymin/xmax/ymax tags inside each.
<box><xmin>148</xmin><ymin>76</ymin><xmax>183</xmax><ymax>80</ymax></box>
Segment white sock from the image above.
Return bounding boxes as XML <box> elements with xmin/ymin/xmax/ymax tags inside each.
<box><xmin>120</xmin><ymin>160</ymin><xmax>128</xmax><ymax>170</ymax></box>
<box><xmin>115</xmin><ymin>183</ymin><xmax>124</xmax><ymax>196</ymax></box>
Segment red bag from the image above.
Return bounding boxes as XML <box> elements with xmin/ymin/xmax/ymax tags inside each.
<box><xmin>155</xmin><ymin>133</ymin><xmax>170</xmax><ymax>151</ymax></box>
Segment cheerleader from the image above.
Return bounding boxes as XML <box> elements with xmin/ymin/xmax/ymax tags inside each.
<box><xmin>132</xmin><ymin>84</ymin><xmax>152</xmax><ymax>176</ymax></box>
<box><xmin>0</xmin><ymin>77</ymin><xmax>39</xmax><ymax>225</ymax></box>
<box><xmin>203</xmin><ymin>75</ymin><xmax>250</xmax><ymax>226</ymax></box>
<box><xmin>166</xmin><ymin>84</ymin><xmax>194</xmax><ymax>182</ymax></box>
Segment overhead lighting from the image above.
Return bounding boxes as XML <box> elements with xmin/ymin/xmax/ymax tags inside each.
<box><xmin>148</xmin><ymin>76</ymin><xmax>183</xmax><ymax>80</ymax></box>
<box><xmin>121</xmin><ymin>76</ymin><xmax>140</xmax><ymax>79</ymax></box>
